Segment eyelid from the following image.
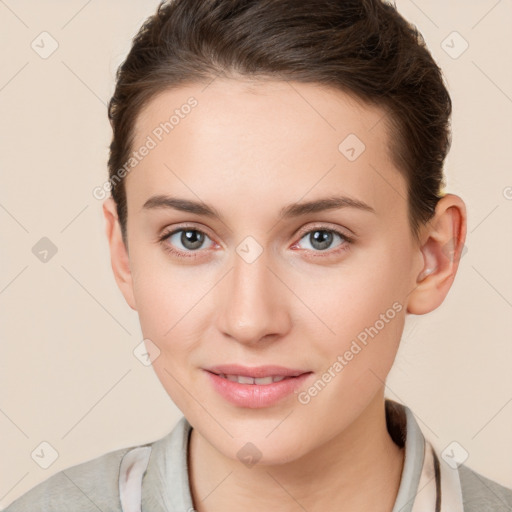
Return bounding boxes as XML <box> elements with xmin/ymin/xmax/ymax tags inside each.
<box><xmin>158</xmin><ymin>223</ymin><xmax>217</xmax><ymax>244</ymax></box>
<box><xmin>294</xmin><ymin>222</ymin><xmax>355</xmax><ymax>243</ymax></box>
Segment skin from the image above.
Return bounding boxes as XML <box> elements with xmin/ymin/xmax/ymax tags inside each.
<box><xmin>103</xmin><ymin>78</ymin><xmax>466</xmax><ymax>512</ymax></box>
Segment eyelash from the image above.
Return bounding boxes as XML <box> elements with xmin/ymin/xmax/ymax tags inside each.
<box><xmin>157</xmin><ymin>224</ymin><xmax>354</xmax><ymax>260</ymax></box>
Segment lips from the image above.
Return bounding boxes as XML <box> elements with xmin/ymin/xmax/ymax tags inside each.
<box><xmin>204</xmin><ymin>364</ymin><xmax>313</xmax><ymax>408</ymax></box>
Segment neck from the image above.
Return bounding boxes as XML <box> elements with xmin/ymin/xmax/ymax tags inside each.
<box><xmin>188</xmin><ymin>390</ymin><xmax>404</xmax><ymax>512</ymax></box>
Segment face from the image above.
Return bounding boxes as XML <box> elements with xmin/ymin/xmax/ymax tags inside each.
<box><xmin>115</xmin><ymin>79</ymin><xmax>424</xmax><ymax>464</ymax></box>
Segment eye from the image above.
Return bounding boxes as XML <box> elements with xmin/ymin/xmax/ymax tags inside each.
<box><xmin>159</xmin><ymin>225</ymin><xmax>352</xmax><ymax>259</ymax></box>
<box><xmin>160</xmin><ymin>227</ymin><xmax>216</xmax><ymax>257</ymax></box>
<box><xmin>294</xmin><ymin>228</ymin><xmax>352</xmax><ymax>253</ymax></box>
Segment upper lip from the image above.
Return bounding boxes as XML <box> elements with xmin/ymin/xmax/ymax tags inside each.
<box><xmin>205</xmin><ymin>364</ymin><xmax>310</xmax><ymax>378</ymax></box>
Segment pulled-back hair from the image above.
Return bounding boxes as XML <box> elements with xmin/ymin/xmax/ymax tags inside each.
<box><xmin>108</xmin><ymin>0</ymin><xmax>451</xmax><ymax>242</ymax></box>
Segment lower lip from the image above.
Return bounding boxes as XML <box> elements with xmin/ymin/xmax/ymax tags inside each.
<box><xmin>204</xmin><ymin>371</ymin><xmax>312</xmax><ymax>408</ymax></box>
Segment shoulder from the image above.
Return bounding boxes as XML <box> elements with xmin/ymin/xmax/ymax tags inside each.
<box><xmin>2</xmin><ymin>444</ymin><xmax>135</xmax><ymax>511</ymax></box>
<box><xmin>3</xmin><ymin>418</ymin><xmax>189</xmax><ymax>512</ymax></box>
<box><xmin>459</xmin><ymin>464</ymin><xmax>512</xmax><ymax>512</ymax></box>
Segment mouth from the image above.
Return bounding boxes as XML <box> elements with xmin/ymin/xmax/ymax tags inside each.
<box><xmin>203</xmin><ymin>365</ymin><xmax>313</xmax><ymax>408</ymax></box>
<box><xmin>211</xmin><ymin>373</ymin><xmax>290</xmax><ymax>385</ymax></box>
<box><xmin>205</xmin><ymin>364</ymin><xmax>309</xmax><ymax>380</ymax></box>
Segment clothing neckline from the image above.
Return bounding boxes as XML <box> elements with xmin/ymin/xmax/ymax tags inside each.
<box><xmin>140</xmin><ymin>399</ymin><xmax>426</xmax><ymax>512</ymax></box>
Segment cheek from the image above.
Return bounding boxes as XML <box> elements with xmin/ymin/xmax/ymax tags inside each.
<box><xmin>129</xmin><ymin>252</ymin><xmax>216</xmax><ymax>397</ymax></box>
<box><xmin>293</xmin><ymin>260</ymin><xmax>405</xmax><ymax>429</ymax></box>
<box><xmin>300</xmin><ymin>255</ymin><xmax>403</xmax><ymax>320</ymax></box>
<box><xmin>132</xmin><ymin>271</ymin><xmax>176</xmax><ymax>341</ymax></box>
<box><xmin>290</xmin><ymin>243</ymin><xmax>407</xmax><ymax>372</ymax></box>
<box><xmin>129</xmin><ymin>245</ymin><xmax>208</xmax><ymax>339</ymax></box>
<box><xmin>133</xmin><ymin>265</ymin><xmax>205</xmax><ymax>411</ymax></box>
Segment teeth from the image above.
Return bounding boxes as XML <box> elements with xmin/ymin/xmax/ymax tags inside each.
<box><xmin>219</xmin><ymin>374</ymin><xmax>288</xmax><ymax>384</ymax></box>
<box><xmin>254</xmin><ymin>376</ymin><xmax>273</xmax><ymax>385</ymax></box>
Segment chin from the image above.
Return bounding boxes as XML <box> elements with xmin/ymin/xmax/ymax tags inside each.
<box><xmin>213</xmin><ymin>428</ymin><xmax>312</xmax><ymax>467</ymax></box>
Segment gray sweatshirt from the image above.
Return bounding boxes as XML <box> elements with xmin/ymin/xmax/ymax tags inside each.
<box><xmin>3</xmin><ymin>400</ymin><xmax>512</xmax><ymax>511</ymax></box>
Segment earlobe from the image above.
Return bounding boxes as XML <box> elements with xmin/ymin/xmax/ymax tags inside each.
<box><xmin>102</xmin><ymin>198</ymin><xmax>137</xmax><ymax>311</ymax></box>
<box><xmin>407</xmin><ymin>193</ymin><xmax>467</xmax><ymax>315</ymax></box>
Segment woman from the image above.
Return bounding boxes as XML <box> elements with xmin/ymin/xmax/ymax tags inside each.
<box><xmin>5</xmin><ymin>0</ymin><xmax>511</xmax><ymax>510</ymax></box>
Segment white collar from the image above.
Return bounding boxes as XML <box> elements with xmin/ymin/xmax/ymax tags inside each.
<box><xmin>387</xmin><ymin>400</ymin><xmax>464</xmax><ymax>512</ymax></box>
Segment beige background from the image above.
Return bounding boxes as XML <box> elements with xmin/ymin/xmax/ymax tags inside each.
<box><xmin>1</xmin><ymin>0</ymin><xmax>511</xmax><ymax>506</ymax></box>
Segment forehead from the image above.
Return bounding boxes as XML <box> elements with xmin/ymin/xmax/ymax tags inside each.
<box><xmin>133</xmin><ymin>78</ymin><xmax>390</xmax><ymax>159</ymax></box>
<box><xmin>127</xmin><ymin>79</ymin><xmax>406</xmax><ymax>224</ymax></box>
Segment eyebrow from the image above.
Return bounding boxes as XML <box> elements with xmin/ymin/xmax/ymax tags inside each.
<box><xmin>142</xmin><ymin>194</ymin><xmax>376</xmax><ymax>220</ymax></box>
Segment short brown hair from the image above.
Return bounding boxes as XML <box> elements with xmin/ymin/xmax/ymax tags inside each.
<box><xmin>108</xmin><ymin>0</ymin><xmax>451</xmax><ymax>242</ymax></box>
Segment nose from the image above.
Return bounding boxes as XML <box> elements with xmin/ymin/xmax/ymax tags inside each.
<box><xmin>215</xmin><ymin>249</ymin><xmax>292</xmax><ymax>346</ymax></box>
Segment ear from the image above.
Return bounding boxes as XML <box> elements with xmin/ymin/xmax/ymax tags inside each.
<box><xmin>407</xmin><ymin>193</ymin><xmax>467</xmax><ymax>315</ymax></box>
<box><xmin>102</xmin><ymin>198</ymin><xmax>137</xmax><ymax>311</ymax></box>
